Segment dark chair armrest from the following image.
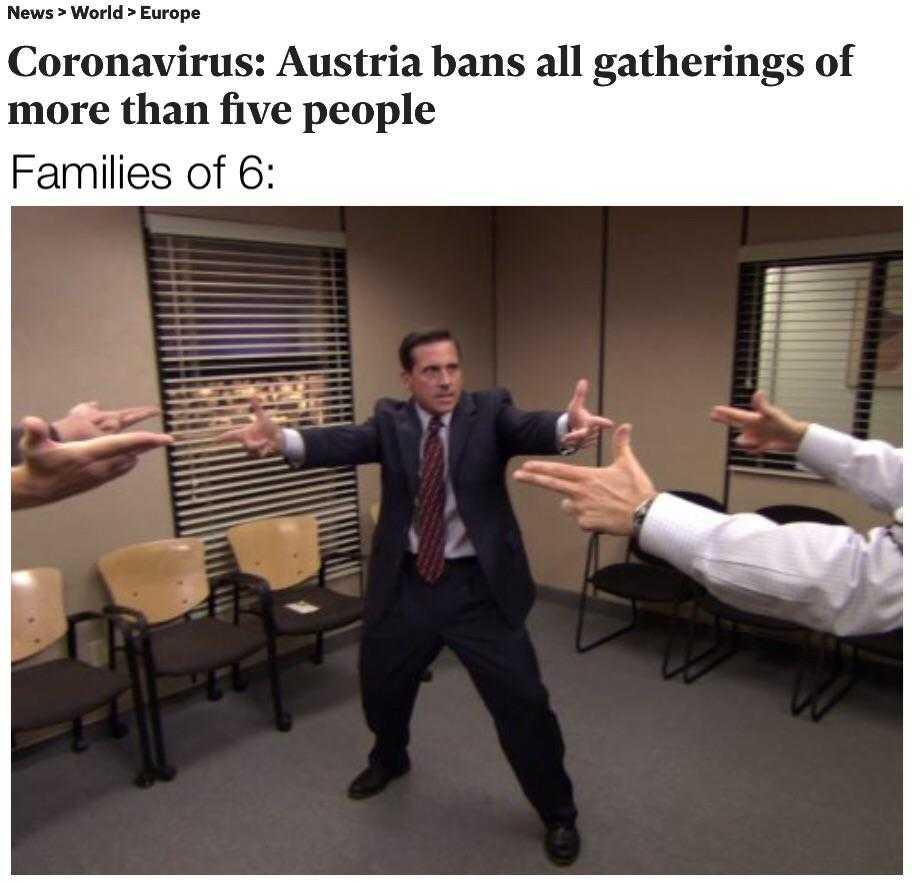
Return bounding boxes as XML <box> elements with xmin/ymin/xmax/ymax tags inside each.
<box><xmin>215</xmin><ymin>571</ymin><xmax>277</xmax><ymax>631</ymax></box>
<box><xmin>102</xmin><ymin>604</ymin><xmax>151</xmax><ymax>646</ymax></box>
<box><xmin>68</xmin><ymin>608</ymin><xmax>142</xmax><ymax>661</ymax></box>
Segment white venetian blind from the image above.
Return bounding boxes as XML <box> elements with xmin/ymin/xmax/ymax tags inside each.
<box><xmin>730</xmin><ymin>249</ymin><xmax>903</xmax><ymax>473</ymax></box>
<box><xmin>144</xmin><ymin>214</ymin><xmax>361</xmax><ymax>586</ymax></box>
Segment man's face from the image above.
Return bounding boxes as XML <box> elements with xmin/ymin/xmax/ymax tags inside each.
<box><xmin>402</xmin><ymin>340</ymin><xmax>463</xmax><ymax>416</ymax></box>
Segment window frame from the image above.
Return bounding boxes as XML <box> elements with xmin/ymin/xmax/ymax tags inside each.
<box><xmin>143</xmin><ymin>212</ymin><xmax>362</xmax><ymax>606</ymax></box>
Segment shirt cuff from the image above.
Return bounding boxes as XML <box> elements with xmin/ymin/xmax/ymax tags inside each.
<box><xmin>639</xmin><ymin>492</ymin><xmax>730</xmax><ymax>574</ymax></box>
<box><xmin>796</xmin><ymin>423</ymin><xmax>849</xmax><ymax>481</ymax></box>
<box><xmin>556</xmin><ymin>413</ymin><xmax>572</xmax><ymax>454</ymax></box>
<box><xmin>280</xmin><ymin>427</ymin><xmax>306</xmax><ymax>467</ymax></box>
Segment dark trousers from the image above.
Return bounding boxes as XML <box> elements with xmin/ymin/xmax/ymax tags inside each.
<box><xmin>359</xmin><ymin>556</ymin><xmax>577</xmax><ymax>826</ymax></box>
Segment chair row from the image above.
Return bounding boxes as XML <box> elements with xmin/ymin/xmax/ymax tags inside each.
<box><xmin>576</xmin><ymin>492</ymin><xmax>901</xmax><ymax>719</ymax></box>
<box><xmin>12</xmin><ymin>514</ymin><xmax>364</xmax><ymax>788</ymax></box>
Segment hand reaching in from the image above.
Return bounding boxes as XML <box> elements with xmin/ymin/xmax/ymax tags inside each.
<box><xmin>710</xmin><ymin>390</ymin><xmax>809</xmax><ymax>455</ymax></box>
<box><xmin>52</xmin><ymin>401</ymin><xmax>161</xmax><ymax>442</ymax></box>
<box><xmin>514</xmin><ymin>424</ymin><xmax>656</xmax><ymax>536</ymax></box>
<box><xmin>12</xmin><ymin>416</ymin><xmax>173</xmax><ymax>509</ymax></box>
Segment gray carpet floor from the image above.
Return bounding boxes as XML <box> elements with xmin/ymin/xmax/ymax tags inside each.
<box><xmin>11</xmin><ymin>591</ymin><xmax>902</xmax><ymax>874</ymax></box>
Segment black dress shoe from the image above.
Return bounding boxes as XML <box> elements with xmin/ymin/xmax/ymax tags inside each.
<box><xmin>347</xmin><ymin>761</ymin><xmax>410</xmax><ymax>799</ymax></box>
<box><xmin>544</xmin><ymin>823</ymin><xmax>580</xmax><ymax>866</ymax></box>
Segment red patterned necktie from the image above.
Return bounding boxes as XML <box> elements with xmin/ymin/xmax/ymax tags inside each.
<box><xmin>416</xmin><ymin>416</ymin><xmax>446</xmax><ymax>584</ymax></box>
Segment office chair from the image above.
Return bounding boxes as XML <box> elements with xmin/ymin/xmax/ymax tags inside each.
<box><xmin>98</xmin><ymin>538</ymin><xmax>285</xmax><ymax>781</ymax></box>
<box><xmin>683</xmin><ymin>504</ymin><xmax>846</xmax><ymax>716</ymax></box>
<box><xmin>576</xmin><ymin>490</ymin><xmax>726</xmax><ymax>679</ymax></box>
<box><xmin>12</xmin><ymin>567</ymin><xmax>156</xmax><ymax>787</ymax></box>
<box><xmin>227</xmin><ymin>513</ymin><xmax>363</xmax><ymax>675</ymax></box>
<box><xmin>806</xmin><ymin>628</ymin><xmax>902</xmax><ymax>721</ymax></box>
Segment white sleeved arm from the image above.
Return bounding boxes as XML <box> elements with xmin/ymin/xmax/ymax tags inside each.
<box><xmin>639</xmin><ymin>493</ymin><xmax>902</xmax><ymax>636</ymax></box>
<box><xmin>797</xmin><ymin>424</ymin><xmax>903</xmax><ymax>513</ymax></box>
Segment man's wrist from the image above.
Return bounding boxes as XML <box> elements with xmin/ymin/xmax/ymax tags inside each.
<box><xmin>631</xmin><ymin>493</ymin><xmax>658</xmax><ymax>541</ymax></box>
<box><xmin>788</xmin><ymin>420</ymin><xmax>810</xmax><ymax>450</ymax></box>
<box><xmin>11</xmin><ymin>465</ymin><xmax>45</xmax><ymax>510</ymax></box>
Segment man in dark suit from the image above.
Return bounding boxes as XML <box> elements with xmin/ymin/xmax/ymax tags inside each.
<box><xmin>219</xmin><ymin>329</ymin><xmax>611</xmax><ymax>865</ymax></box>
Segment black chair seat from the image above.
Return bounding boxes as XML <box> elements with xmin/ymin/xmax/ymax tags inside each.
<box><xmin>149</xmin><ymin>618</ymin><xmax>266</xmax><ymax>676</ymax></box>
<box><xmin>267</xmin><ymin>583</ymin><xmax>365</xmax><ymax>635</ymax></box>
<box><xmin>591</xmin><ymin>563</ymin><xmax>695</xmax><ymax>604</ymax></box>
<box><xmin>698</xmin><ymin>594</ymin><xmax>804</xmax><ymax>632</ymax></box>
<box><xmin>12</xmin><ymin>658</ymin><xmax>130</xmax><ymax>732</ymax></box>
<box><xmin>846</xmin><ymin>628</ymin><xmax>902</xmax><ymax>658</ymax></box>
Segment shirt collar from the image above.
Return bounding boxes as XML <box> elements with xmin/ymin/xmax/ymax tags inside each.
<box><xmin>414</xmin><ymin>402</ymin><xmax>453</xmax><ymax>430</ymax></box>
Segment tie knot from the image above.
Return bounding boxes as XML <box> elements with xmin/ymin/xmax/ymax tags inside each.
<box><xmin>428</xmin><ymin>416</ymin><xmax>443</xmax><ymax>434</ymax></box>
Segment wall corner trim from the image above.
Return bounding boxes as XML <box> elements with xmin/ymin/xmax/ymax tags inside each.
<box><xmin>144</xmin><ymin>212</ymin><xmax>347</xmax><ymax>248</ymax></box>
<box><xmin>738</xmin><ymin>232</ymin><xmax>902</xmax><ymax>263</ymax></box>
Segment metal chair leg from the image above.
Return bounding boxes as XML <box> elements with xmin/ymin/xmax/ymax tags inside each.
<box><xmin>790</xmin><ymin>631</ymin><xmax>825</xmax><ymax>716</ymax></box>
<box><xmin>811</xmin><ymin>639</ymin><xmax>860</xmax><ymax>721</ymax></box>
<box><xmin>107</xmin><ymin>625</ymin><xmax>128</xmax><ymax>738</ymax></box>
<box><xmin>265</xmin><ymin>630</ymin><xmax>292</xmax><ymax>732</ymax></box>
<box><xmin>123</xmin><ymin>637</ymin><xmax>157</xmax><ymax>788</ymax></box>
<box><xmin>71</xmin><ymin>717</ymin><xmax>88</xmax><ymax>753</ymax></box>
<box><xmin>661</xmin><ymin>601</ymin><xmax>691</xmax><ymax>679</ymax></box>
<box><xmin>683</xmin><ymin>609</ymin><xmax>740</xmax><ymax>684</ymax></box>
<box><xmin>141</xmin><ymin>645</ymin><xmax>176</xmax><ymax>781</ymax></box>
<box><xmin>576</xmin><ymin>536</ymin><xmax>640</xmax><ymax>652</ymax></box>
<box><xmin>313</xmin><ymin>630</ymin><xmax>325</xmax><ymax>665</ymax></box>
<box><xmin>108</xmin><ymin>695</ymin><xmax>128</xmax><ymax>738</ymax></box>
<box><xmin>232</xmin><ymin>663</ymin><xmax>248</xmax><ymax>692</ymax></box>
<box><xmin>207</xmin><ymin>670</ymin><xmax>223</xmax><ymax>701</ymax></box>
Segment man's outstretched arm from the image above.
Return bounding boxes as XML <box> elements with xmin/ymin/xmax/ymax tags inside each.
<box><xmin>711</xmin><ymin>390</ymin><xmax>902</xmax><ymax>513</ymax></box>
<box><xmin>497</xmin><ymin>379</ymin><xmax>613</xmax><ymax>457</ymax></box>
<box><xmin>514</xmin><ymin>423</ymin><xmax>902</xmax><ymax>637</ymax></box>
<box><xmin>640</xmin><ymin>492</ymin><xmax>902</xmax><ymax>636</ymax></box>
<box><xmin>217</xmin><ymin>397</ymin><xmax>380</xmax><ymax>467</ymax></box>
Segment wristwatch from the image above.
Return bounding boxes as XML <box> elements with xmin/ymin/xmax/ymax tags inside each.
<box><xmin>631</xmin><ymin>494</ymin><xmax>657</xmax><ymax>541</ymax></box>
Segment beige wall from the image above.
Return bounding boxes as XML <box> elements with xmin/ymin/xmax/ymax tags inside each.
<box><xmin>12</xmin><ymin>207</ymin><xmax>175</xmax><ymax>626</ymax></box>
<box><xmin>495</xmin><ymin>207</ymin><xmax>606</xmax><ymax>590</ymax></box>
<box><xmin>161</xmin><ymin>206</ymin><xmax>342</xmax><ymax>230</ymax></box>
<box><xmin>746</xmin><ymin>206</ymin><xmax>903</xmax><ymax>244</ymax></box>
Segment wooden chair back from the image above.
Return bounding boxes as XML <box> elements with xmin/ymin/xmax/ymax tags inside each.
<box><xmin>11</xmin><ymin>568</ymin><xmax>67</xmax><ymax>663</ymax></box>
<box><xmin>227</xmin><ymin>515</ymin><xmax>322</xmax><ymax>591</ymax></box>
<box><xmin>98</xmin><ymin>538</ymin><xmax>209</xmax><ymax>625</ymax></box>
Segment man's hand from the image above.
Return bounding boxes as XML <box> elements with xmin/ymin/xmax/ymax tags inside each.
<box><xmin>52</xmin><ymin>401</ymin><xmax>161</xmax><ymax>442</ymax></box>
<box><xmin>561</xmin><ymin>379</ymin><xmax>615</xmax><ymax>451</ymax></box>
<box><xmin>12</xmin><ymin>416</ymin><xmax>173</xmax><ymax>510</ymax></box>
<box><xmin>215</xmin><ymin>397</ymin><xmax>283</xmax><ymax>458</ymax></box>
<box><xmin>514</xmin><ymin>424</ymin><xmax>657</xmax><ymax>536</ymax></box>
<box><xmin>710</xmin><ymin>390</ymin><xmax>809</xmax><ymax>455</ymax></box>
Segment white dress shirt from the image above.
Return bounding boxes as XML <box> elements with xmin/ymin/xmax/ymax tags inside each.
<box><xmin>281</xmin><ymin>406</ymin><xmax>570</xmax><ymax>560</ymax></box>
<box><xmin>639</xmin><ymin>424</ymin><xmax>903</xmax><ymax>637</ymax></box>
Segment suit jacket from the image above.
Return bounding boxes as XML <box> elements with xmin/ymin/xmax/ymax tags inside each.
<box><xmin>298</xmin><ymin>388</ymin><xmax>563</xmax><ymax>628</ymax></box>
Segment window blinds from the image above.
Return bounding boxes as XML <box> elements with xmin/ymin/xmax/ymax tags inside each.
<box><xmin>730</xmin><ymin>251</ymin><xmax>903</xmax><ymax>472</ymax></box>
<box><xmin>144</xmin><ymin>219</ymin><xmax>361</xmax><ymax>586</ymax></box>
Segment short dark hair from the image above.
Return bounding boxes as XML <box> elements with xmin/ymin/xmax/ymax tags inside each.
<box><xmin>398</xmin><ymin>329</ymin><xmax>461</xmax><ymax>371</ymax></box>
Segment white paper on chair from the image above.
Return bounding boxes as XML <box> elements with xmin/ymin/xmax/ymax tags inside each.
<box><xmin>286</xmin><ymin>601</ymin><xmax>320</xmax><ymax>614</ymax></box>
